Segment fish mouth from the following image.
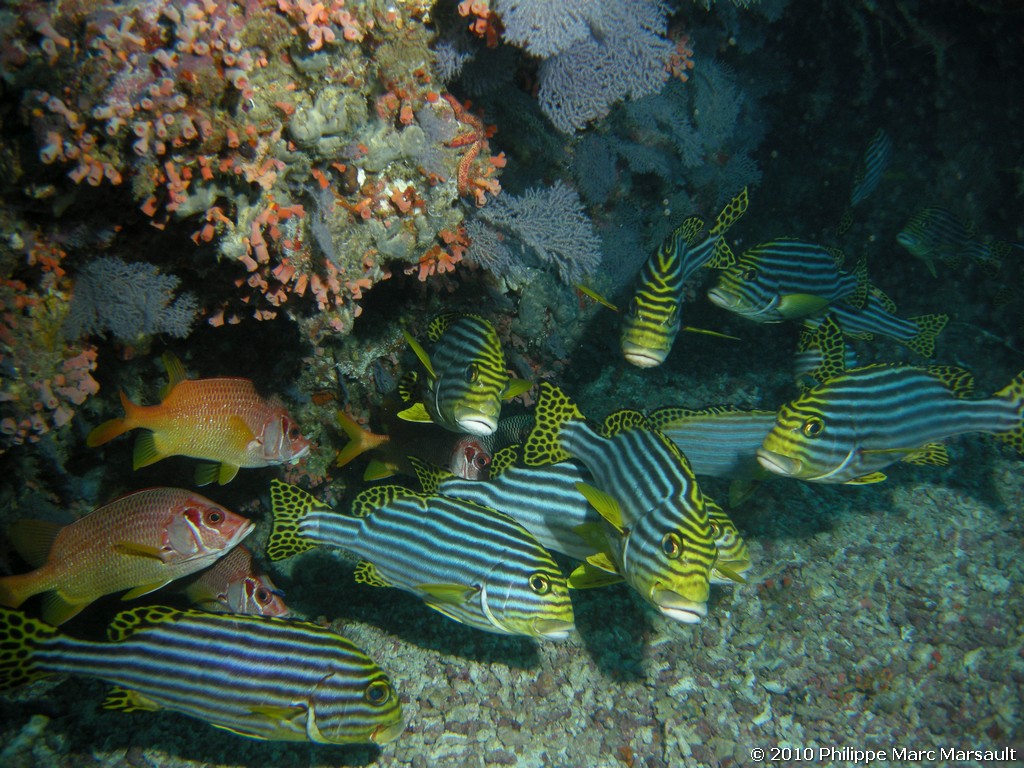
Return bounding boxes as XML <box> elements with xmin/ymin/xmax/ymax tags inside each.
<box><xmin>370</xmin><ymin>719</ymin><xmax>405</xmax><ymax>744</ymax></box>
<box><xmin>756</xmin><ymin>448</ymin><xmax>802</xmax><ymax>477</ymax></box>
<box><xmin>621</xmin><ymin>345</ymin><xmax>666</xmax><ymax>369</ymax></box>
<box><xmin>531</xmin><ymin>618</ymin><xmax>575</xmax><ymax>640</ymax></box>
<box><xmin>454</xmin><ymin>414</ymin><xmax>497</xmax><ymax>436</ymax></box>
<box><xmin>651</xmin><ymin>589</ymin><xmax>708</xmax><ymax>624</ymax></box>
<box><xmin>706</xmin><ymin>287</ymin><xmax>738</xmax><ymax>310</ymax></box>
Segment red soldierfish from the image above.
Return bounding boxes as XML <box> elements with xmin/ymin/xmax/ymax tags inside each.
<box><xmin>182</xmin><ymin>544</ymin><xmax>290</xmax><ymax>617</ymax></box>
<box><xmin>87</xmin><ymin>353</ymin><xmax>311</xmax><ymax>485</ymax></box>
<box><xmin>0</xmin><ymin>488</ymin><xmax>253</xmax><ymax>625</ymax></box>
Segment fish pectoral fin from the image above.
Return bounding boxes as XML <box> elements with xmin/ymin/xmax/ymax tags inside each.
<box><xmin>417</xmin><ymin>583</ymin><xmax>478</xmax><ymax>604</ymax></box>
<box><xmin>402</xmin><ymin>329</ymin><xmax>436</xmax><ymax>379</ymax></box>
<box><xmin>844</xmin><ymin>472</ymin><xmax>888</xmax><ymax>485</ymax></box>
<box><xmin>568</xmin><ymin>561</ymin><xmax>623</xmax><ymax>589</ymax></box>
<box><xmin>776</xmin><ymin>293</ymin><xmax>831</xmax><ymax>319</ymax></box>
<box><xmin>679</xmin><ymin>325</ymin><xmax>741</xmax><ymax>341</ymax></box>
<box><xmin>249</xmin><ymin>704</ymin><xmax>307</xmax><ymax>722</ymax></box>
<box><xmin>574</xmin><ymin>482</ymin><xmax>626</xmax><ymax>534</ymax></box>
<box><xmin>502</xmin><ymin>378</ymin><xmax>533</xmax><ymax>400</ymax></box>
<box><xmin>396</xmin><ymin>403</ymin><xmax>434</xmax><ymax>424</ymax></box>
<box><xmin>121</xmin><ymin>580</ymin><xmax>173</xmax><ymax>600</ymax></box>
<box><xmin>217</xmin><ymin>462</ymin><xmax>240</xmax><ymax>485</ymax></box>
<box><xmin>713</xmin><ymin>563</ymin><xmax>748</xmax><ymax>585</ymax></box>
<box><xmin>584</xmin><ymin>552</ymin><xmax>620</xmax><ymax>574</ymax></box>
<box><xmin>225</xmin><ymin>415</ymin><xmax>258</xmax><ymax>451</ymax></box>
<box><xmin>572</xmin><ymin>523</ymin><xmax>610</xmax><ymax>553</ymax></box>
<box><xmin>102</xmin><ymin>686</ymin><xmax>162</xmax><ymax>713</ymax></box>
<box><xmin>114</xmin><ymin>541</ymin><xmax>170</xmax><ymax>561</ymax></box>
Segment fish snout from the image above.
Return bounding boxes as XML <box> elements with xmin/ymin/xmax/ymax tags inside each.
<box><xmin>706</xmin><ymin>287</ymin><xmax>738</xmax><ymax>310</ymax></box>
<box><xmin>453</xmin><ymin>407</ymin><xmax>498</xmax><ymax>436</ymax></box>
<box><xmin>651</xmin><ymin>589</ymin><xmax>708</xmax><ymax>624</ymax></box>
<box><xmin>531</xmin><ymin>618</ymin><xmax>575</xmax><ymax>641</ymax></box>
<box><xmin>621</xmin><ymin>343</ymin><xmax>667</xmax><ymax>368</ymax></box>
<box><xmin>756</xmin><ymin>447</ymin><xmax>801</xmax><ymax>477</ymax></box>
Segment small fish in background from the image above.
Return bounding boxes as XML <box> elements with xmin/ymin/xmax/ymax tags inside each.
<box><xmin>806</xmin><ymin>286</ymin><xmax>948</xmax><ymax>358</ymax></box>
<box><xmin>87</xmin><ymin>352</ymin><xmax>311</xmax><ymax>485</ymax></box>
<box><xmin>182</xmin><ymin>544</ymin><xmax>289</xmax><ymax>617</ymax></box>
<box><xmin>397</xmin><ymin>313</ymin><xmax>530</xmax><ymax>436</ymax></box>
<box><xmin>616</xmin><ymin>187</ymin><xmax>748</xmax><ymax>367</ymax></box>
<box><xmin>757</xmin><ymin>360</ymin><xmax>1024</xmax><ymax>485</ymax></box>
<box><xmin>522</xmin><ymin>383</ymin><xmax>719</xmax><ymax>624</ymax></box>
<box><xmin>335</xmin><ymin>409</ymin><xmax>534</xmax><ymax>482</ymax></box>
<box><xmin>707</xmin><ymin>239</ymin><xmax>868</xmax><ymax>323</ymax></box>
<box><xmin>837</xmin><ymin>128</ymin><xmax>893</xmax><ymax>234</ymax></box>
<box><xmin>0</xmin><ymin>605</ymin><xmax>403</xmax><ymax>745</ymax></box>
<box><xmin>266</xmin><ymin>480</ymin><xmax>575</xmax><ymax>640</ymax></box>
<box><xmin>896</xmin><ymin>206</ymin><xmax>1020</xmax><ymax>277</ymax></box>
<box><xmin>0</xmin><ymin>488</ymin><xmax>253</xmax><ymax>625</ymax></box>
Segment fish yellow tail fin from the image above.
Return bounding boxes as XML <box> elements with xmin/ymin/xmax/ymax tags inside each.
<box><xmin>901</xmin><ymin>314</ymin><xmax>949</xmax><ymax>358</ymax></box>
<box><xmin>994</xmin><ymin>370</ymin><xmax>1024</xmax><ymax>455</ymax></box>
<box><xmin>335</xmin><ymin>412</ymin><xmax>389</xmax><ymax>468</ymax></box>
<box><xmin>266</xmin><ymin>480</ymin><xmax>327</xmax><ymax>561</ymax></box>
<box><xmin>0</xmin><ymin>607</ymin><xmax>57</xmax><ymax>690</ymax></box>
<box><xmin>86</xmin><ymin>391</ymin><xmax>140</xmax><ymax>447</ymax></box>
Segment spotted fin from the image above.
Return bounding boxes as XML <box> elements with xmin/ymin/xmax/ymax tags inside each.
<box><xmin>900</xmin><ymin>314</ymin><xmax>948</xmax><ymax>358</ymax></box>
<box><xmin>266</xmin><ymin>480</ymin><xmax>331</xmax><ymax>561</ymax></box>
<box><xmin>993</xmin><ymin>369</ymin><xmax>1024</xmax><ymax>455</ymax></box>
<box><xmin>103</xmin><ymin>686</ymin><xmax>161</xmax><ymax>713</ymax></box>
<box><xmin>844</xmin><ymin>472</ymin><xmax>888</xmax><ymax>485</ymax></box>
<box><xmin>522</xmin><ymin>382</ymin><xmax>584</xmax><ymax>466</ymax></box>
<box><xmin>355</xmin><ymin>560</ymin><xmax>393</xmax><ymax>588</ymax></box>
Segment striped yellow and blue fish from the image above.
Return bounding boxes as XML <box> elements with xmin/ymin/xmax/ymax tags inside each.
<box><xmin>397</xmin><ymin>313</ymin><xmax>530</xmax><ymax>436</ymax></box>
<box><xmin>182</xmin><ymin>544</ymin><xmax>289</xmax><ymax>617</ymax></box>
<box><xmin>757</xmin><ymin>361</ymin><xmax>1024</xmax><ymax>485</ymax></box>
<box><xmin>0</xmin><ymin>606</ymin><xmax>403</xmax><ymax>744</ymax></box>
<box><xmin>707</xmin><ymin>239</ymin><xmax>868</xmax><ymax>322</ymax></box>
<box><xmin>0</xmin><ymin>488</ymin><xmax>253</xmax><ymax>625</ymax></box>
<box><xmin>793</xmin><ymin>316</ymin><xmax>860</xmax><ymax>388</ymax></box>
<box><xmin>414</xmin><ymin>448</ymin><xmax>749</xmax><ymax>585</ymax></box>
<box><xmin>522</xmin><ymin>383</ymin><xmax>719</xmax><ymax>623</ymax></box>
<box><xmin>618</xmin><ymin>187</ymin><xmax>749</xmax><ymax>367</ymax></box>
<box><xmin>266</xmin><ymin>480</ymin><xmax>574</xmax><ymax>640</ymax></box>
<box><xmin>896</xmin><ymin>206</ymin><xmax>1019</xmax><ymax>277</ymax></box>
<box><xmin>804</xmin><ymin>286</ymin><xmax>948</xmax><ymax>358</ymax></box>
<box><xmin>837</xmin><ymin>128</ymin><xmax>893</xmax><ymax>234</ymax></box>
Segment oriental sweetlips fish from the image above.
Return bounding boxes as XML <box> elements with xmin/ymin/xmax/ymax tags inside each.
<box><xmin>87</xmin><ymin>353</ymin><xmax>311</xmax><ymax>485</ymax></box>
<box><xmin>266</xmin><ymin>480</ymin><xmax>574</xmax><ymax>640</ymax></box>
<box><xmin>182</xmin><ymin>544</ymin><xmax>289</xmax><ymax>617</ymax></box>
<box><xmin>0</xmin><ymin>606</ymin><xmax>403</xmax><ymax>744</ymax></box>
<box><xmin>0</xmin><ymin>488</ymin><xmax>253</xmax><ymax>625</ymax></box>
<box><xmin>397</xmin><ymin>313</ymin><xmax>530</xmax><ymax>436</ymax></box>
<box><xmin>522</xmin><ymin>383</ymin><xmax>719</xmax><ymax>623</ymax></box>
<box><xmin>618</xmin><ymin>187</ymin><xmax>749</xmax><ymax>367</ymax></box>
<box><xmin>757</xmin><ymin>363</ymin><xmax>1024</xmax><ymax>484</ymax></box>
<box><xmin>897</xmin><ymin>206</ymin><xmax>1021</xmax><ymax>277</ymax></box>
<box><xmin>707</xmin><ymin>239</ymin><xmax>868</xmax><ymax>323</ymax></box>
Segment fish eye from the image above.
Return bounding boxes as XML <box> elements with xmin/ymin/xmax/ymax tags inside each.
<box><xmin>364</xmin><ymin>680</ymin><xmax>392</xmax><ymax>706</ymax></box>
<box><xmin>709</xmin><ymin>522</ymin><xmax>721</xmax><ymax>537</ymax></box>
<box><xmin>742</xmin><ymin>267</ymin><xmax>757</xmax><ymax>281</ymax></box>
<box><xmin>802</xmin><ymin>416</ymin><xmax>825</xmax><ymax>438</ymax></box>
<box><xmin>529</xmin><ymin>573</ymin><xmax>551</xmax><ymax>594</ymax></box>
<box><xmin>254</xmin><ymin>587</ymin><xmax>271</xmax><ymax>604</ymax></box>
<box><xmin>464</xmin><ymin>363</ymin><xmax>479</xmax><ymax>383</ymax></box>
<box><xmin>205</xmin><ymin>509</ymin><xmax>224</xmax><ymax>526</ymax></box>
<box><xmin>660</xmin><ymin>532</ymin><xmax>682</xmax><ymax>559</ymax></box>
<box><xmin>287</xmin><ymin>423</ymin><xmax>302</xmax><ymax>440</ymax></box>
<box><xmin>474</xmin><ymin>454</ymin><xmax>491</xmax><ymax>469</ymax></box>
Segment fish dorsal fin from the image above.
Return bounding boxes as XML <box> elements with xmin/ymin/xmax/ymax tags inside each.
<box><xmin>402</xmin><ymin>330</ymin><xmax>436</xmax><ymax>379</ymax></box>
<box><xmin>354</xmin><ymin>560</ymin><xmax>393</xmax><ymax>588</ymax></box>
<box><xmin>925</xmin><ymin>365</ymin><xmax>975</xmax><ymax>397</ymax></box>
<box><xmin>805</xmin><ymin>315</ymin><xmax>848</xmax><ymax>385</ymax></box>
<box><xmin>568</xmin><ymin>561</ymin><xmax>623</xmax><ymax>589</ymax></box>
<box><xmin>673</xmin><ymin>215</ymin><xmax>706</xmax><ymax>248</ymax></box>
<box><xmin>705</xmin><ymin>238</ymin><xmax>736</xmax><ymax>270</ymax></box>
<box><xmin>488</xmin><ymin>444</ymin><xmax>520</xmax><ymax>477</ymax></box>
<box><xmin>647</xmin><ymin>404</ymin><xmax>747</xmax><ymax>432</ymax></box>
<box><xmin>846</xmin><ymin>258</ymin><xmax>870</xmax><ymax>310</ymax></box>
<box><xmin>709</xmin><ymin>186</ymin><xmax>749</xmax><ymax>237</ymax></box>
<box><xmin>351</xmin><ymin>485</ymin><xmax>425</xmax><ymax>518</ymax></box>
<box><xmin>266</xmin><ymin>479</ymin><xmax>333</xmax><ymax>561</ymax></box>
<box><xmin>396</xmin><ymin>402</ymin><xmax>433</xmax><ymax>425</ymax></box>
<box><xmin>902</xmin><ymin>443</ymin><xmax>949</xmax><ymax>466</ymax></box>
<box><xmin>574</xmin><ymin>482</ymin><xmax>626</xmax><ymax>534</ymax></box>
<box><xmin>426</xmin><ymin>312</ymin><xmax>461</xmax><ymax>342</ymax></box>
<box><xmin>408</xmin><ymin>455</ymin><xmax>452</xmax><ymax>494</ymax></box>
<box><xmin>827</xmin><ymin>246</ymin><xmax>846</xmax><ymax>269</ymax></box>
<box><xmin>160</xmin><ymin>352</ymin><xmax>189</xmax><ymax>399</ymax></box>
<box><xmin>502</xmin><ymin>379</ymin><xmax>533</xmax><ymax>400</ymax></box>
<box><xmin>522</xmin><ymin>382</ymin><xmax>583</xmax><ymax>466</ymax></box>
<box><xmin>103</xmin><ymin>686</ymin><xmax>162</xmax><ymax>712</ymax></box>
<box><xmin>600</xmin><ymin>408</ymin><xmax>649</xmax><ymax>438</ymax></box>
<box><xmin>106</xmin><ymin>605</ymin><xmax>181</xmax><ymax>642</ymax></box>
<box><xmin>8</xmin><ymin>519</ymin><xmax>63</xmax><ymax>568</ymax></box>
<box><xmin>844</xmin><ymin>472</ymin><xmax>887</xmax><ymax>485</ymax></box>
<box><xmin>419</xmin><ymin>583</ymin><xmax>478</xmax><ymax>604</ymax></box>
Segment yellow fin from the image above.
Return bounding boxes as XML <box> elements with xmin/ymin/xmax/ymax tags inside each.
<box><xmin>114</xmin><ymin>541</ymin><xmax>169</xmax><ymax>561</ymax></box>
<box><xmin>902</xmin><ymin>443</ymin><xmax>949</xmax><ymax>466</ymax></box>
<box><xmin>402</xmin><ymin>329</ymin><xmax>436</xmax><ymax>379</ymax></box>
<box><xmin>40</xmin><ymin>592</ymin><xmax>87</xmax><ymax>626</ymax></box>
<box><xmin>159</xmin><ymin>352</ymin><xmax>189</xmax><ymax>399</ymax></box>
<box><xmin>224</xmin><ymin>415</ymin><xmax>257</xmax><ymax>451</ymax></box>
<box><xmin>8</xmin><ymin>519</ymin><xmax>63</xmax><ymax>568</ymax></box>
<box><xmin>103</xmin><ymin>686</ymin><xmax>162</xmax><ymax>712</ymax></box>
<box><xmin>713</xmin><ymin>563</ymin><xmax>748</xmax><ymax>585</ymax></box>
<box><xmin>574</xmin><ymin>482</ymin><xmax>626</xmax><ymax>534</ymax></box>
<box><xmin>363</xmin><ymin>459</ymin><xmax>399</xmax><ymax>482</ymax></box>
<box><xmin>249</xmin><ymin>704</ymin><xmax>306</xmax><ymax>722</ymax></box>
<box><xmin>121</xmin><ymin>580</ymin><xmax>172</xmax><ymax>600</ymax></box>
<box><xmin>418</xmin><ymin>583</ymin><xmax>478</xmax><ymax>604</ymax></box>
<box><xmin>844</xmin><ymin>472</ymin><xmax>887</xmax><ymax>485</ymax></box>
<box><xmin>336</xmin><ymin>411</ymin><xmax>389</xmax><ymax>468</ymax></box>
<box><xmin>572</xmin><ymin>523</ymin><xmax>611</xmax><ymax>554</ymax></box>
<box><xmin>502</xmin><ymin>379</ymin><xmax>533</xmax><ymax>400</ymax></box>
<box><xmin>776</xmin><ymin>293</ymin><xmax>831</xmax><ymax>319</ymax></box>
<box><xmin>217</xmin><ymin>463</ymin><xmax>240</xmax><ymax>485</ymax></box>
<box><xmin>569</xmin><ymin>562</ymin><xmax>623</xmax><ymax>589</ymax></box>
<box><xmin>576</xmin><ymin>284</ymin><xmax>619</xmax><ymax>312</ymax></box>
<box><xmin>679</xmin><ymin>325</ymin><xmax>740</xmax><ymax>341</ymax></box>
<box><xmin>266</xmin><ymin>479</ymin><xmax>330</xmax><ymax>561</ymax></box>
<box><xmin>396</xmin><ymin>402</ymin><xmax>434</xmax><ymax>424</ymax></box>
<box><xmin>132</xmin><ymin>431</ymin><xmax>164</xmax><ymax>470</ymax></box>
<box><xmin>194</xmin><ymin>462</ymin><xmax>220</xmax><ymax>486</ymax></box>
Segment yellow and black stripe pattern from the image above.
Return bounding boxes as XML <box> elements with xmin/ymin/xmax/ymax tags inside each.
<box><xmin>267</xmin><ymin>480</ymin><xmax>574</xmax><ymax>640</ymax></box>
<box><xmin>758</xmin><ymin>364</ymin><xmax>1024</xmax><ymax>484</ymax></box>
<box><xmin>0</xmin><ymin>605</ymin><xmax>403</xmax><ymax>745</ymax></box>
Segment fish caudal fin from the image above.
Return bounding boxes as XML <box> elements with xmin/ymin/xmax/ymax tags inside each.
<box><xmin>266</xmin><ymin>479</ymin><xmax>327</xmax><ymax>561</ymax></box>
<box><xmin>86</xmin><ymin>391</ymin><xmax>139</xmax><ymax>447</ymax></box>
<box><xmin>901</xmin><ymin>314</ymin><xmax>949</xmax><ymax>358</ymax></box>
<box><xmin>0</xmin><ymin>607</ymin><xmax>58</xmax><ymax>690</ymax></box>
<box><xmin>993</xmin><ymin>370</ymin><xmax>1024</xmax><ymax>455</ymax></box>
<box><xmin>335</xmin><ymin>412</ymin><xmax>389</xmax><ymax>468</ymax></box>
<box><xmin>0</xmin><ymin>572</ymin><xmax>42</xmax><ymax>610</ymax></box>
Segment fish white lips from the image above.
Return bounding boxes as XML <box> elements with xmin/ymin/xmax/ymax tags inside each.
<box><xmin>533</xmin><ymin>619</ymin><xmax>575</xmax><ymax>640</ymax></box>
<box><xmin>456</xmin><ymin>415</ymin><xmax>497</xmax><ymax>436</ymax></box>
<box><xmin>706</xmin><ymin>288</ymin><xmax>736</xmax><ymax>310</ymax></box>
<box><xmin>623</xmin><ymin>350</ymin><xmax>665</xmax><ymax>368</ymax></box>
<box><xmin>756</xmin><ymin>448</ymin><xmax>801</xmax><ymax>476</ymax></box>
<box><xmin>652</xmin><ymin>590</ymin><xmax>708</xmax><ymax>624</ymax></box>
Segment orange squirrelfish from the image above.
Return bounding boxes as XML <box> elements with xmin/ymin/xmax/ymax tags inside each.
<box><xmin>0</xmin><ymin>488</ymin><xmax>253</xmax><ymax>625</ymax></box>
<box><xmin>87</xmin><ymin>353</ymin><xmax>312</xmax><ymax>485</ymax></box>
<box><xmin>182</xmin><ymin>544</ymin><xmax>290</xmax><ymax>617</ymax></box>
